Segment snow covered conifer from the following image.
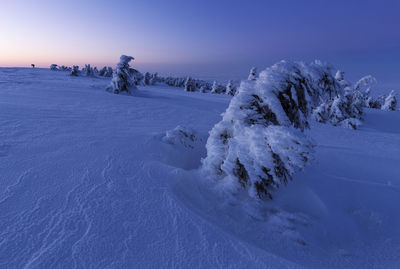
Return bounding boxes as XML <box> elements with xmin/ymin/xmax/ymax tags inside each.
<box><xmin>248</xmin><ymin>67</ymin><xmax>257</xmax><ymax>80</ymax></box>
<box><xmin>312</xmin><ymin>102</ymin><xmax>329</xmax><ymax>123</ymax></box>
<box><xmin>382</xmin><ymin>90</ymin><xmax>397</xmax><ymax>111</ymax></box>
<box><xmin>354</xmin><ymin>75</ymin><xmax>376</xmax><ymax>92</ymax></box>
<box><xmin>50</xmin><ymin>64</ymin><xmax>58</xmax><ymax>71</ymax></box>
<box><xmin>104</xmin><ymin>67</ymin><xmax>113</xmax><ymax>77</ymax></box>
<box><xmin>226</xmin><ymin>80</ymin><xmax>235</xmax><ymax>96</ymax></box>
<box><xmin>335</xmin><ymin>70</ymin><xmax>351</xmax><ymax>90</ymax></box>
<box><xmin>202</xmin><ymin>61</ymin><xmax>316</xmax><ymax>199</ymax></box>
<box><xmin>329</xmin><ymin>96</ymin><xmax>347</xmax><ymax>125</ymax></box>
<box><xmin>144</xmin><ymin>72</ymin><xmax>151</xmax><ymax>85</ymax></box>
<box><xmin>184</xmin><ymin>77</ymin><xmax>195</xmax><ymax>92</ymax></box>
<box><xmin>150</xmin><ymin>73</ymin><xmax>158</xmax><ymax>85</ymax></box>
<box><xmin>70</xmin><ymin>65</ymin><xmax>80</xmax><ymax>76</ymax></box>
<box><xmin>83</xmin><ymin>64</ymin><xmax>94</xmax><ymax>76</ymax></box>
<box><xmin>109</xmin><ymin>55</ymin><xmax>136</xmax><ymax>94</ymax></box>
<box><xmin>211</xmin><ymin>81</ymin><xmax>219</xmax><ymax>94</ymax></box>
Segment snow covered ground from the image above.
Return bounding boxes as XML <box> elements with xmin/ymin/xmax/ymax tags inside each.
<box><xmin>0</xmin><ymin>68</ymin><xmax>399</xmax><ymax>268</ymax></box>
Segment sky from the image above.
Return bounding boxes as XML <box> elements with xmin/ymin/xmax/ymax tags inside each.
<box><xmin>0</xmin><ymin>0</ymin><xmax>399</xmax><ymax>85</ymax></box>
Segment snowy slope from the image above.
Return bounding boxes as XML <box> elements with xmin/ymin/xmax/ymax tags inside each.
<box><xmin>0</xmin><ymin>68</ymin><xmax>399</xmax><ymax>268</ymax></box>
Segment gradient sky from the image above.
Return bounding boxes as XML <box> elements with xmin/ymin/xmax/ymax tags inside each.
<box><xmin>1</xmin><ymin>0</ymin><xmax>399</xmax><ymax>84</ymax></box>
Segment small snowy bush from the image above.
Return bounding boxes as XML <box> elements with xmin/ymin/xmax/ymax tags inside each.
<box><xmin>108</xmin><ymin>55</ymin><xmax>136</xmax><ymax>94</ymax></box>
<box><xmin>162</xmin><ymin>125</ymin><xmax>198</xmax><ymax>149</ymax></box>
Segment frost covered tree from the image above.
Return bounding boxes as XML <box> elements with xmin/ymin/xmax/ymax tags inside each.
<box><xmin>211</xmin><ymin>81</ymin><xmax>219</xmax><ymax>94</ymax></box>
<box><xmin>354</xmin><ymin>75</ymin><xmax>377</xmax><ymax>92</ymax></box>
<box><xmin>202</xmin><ymin>61</ymin><xmax>320</xmax><ymax>199</ymax></box>
<box><xmin>382</xmin><ymin>90</ymin><xmax>397</xmax><ymax>111</ymax></box>
<box><xmin>248</xmin><ymin>67</ymin><xmax>257</xmax><ymax>80</ymax></box>
<box><xmin>312</xmin><ymin>102</ymin><xmax>329</xmax><ymax>123</ymax></box>
<box><xmin>150</xmin><ymin>73</ymin><xmax>158</xmax><ymax>85</ymax></box>
<box><xmin>83</xmin><ymin>64</ymin><xmax>94</xmax><ymax>76</ymax></box>
<box><xmin>144</xmin><ymin>72</ymin><xmax>151</xmax><ymax>85</ymax></box>
<box><xmin>226</xmin><ymin>80</ymin><xmax>235</xmax><ymax>96</ymax></box>
<box><xmin>50</xmin><ymin>64</ymin><xmax>58</xmax><ymax>71</ymax></box>
<box><xmin>108</xmin><ymin>55</ymin><xmax>136</xmax><ymax>94</ymax></box>
<box><xmin>184</xmin><ymin>77</ymin><xmax>195</xmax><ymax>92</ymax></box>
<box><xmin>70</xmin><ymin>65</ymin><xmax>80</xmax><ymax>76</ymax></box>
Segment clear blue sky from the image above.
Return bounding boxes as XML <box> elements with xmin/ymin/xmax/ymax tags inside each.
<box><xmin>1</xmin><ymin>0</ymin><xmax>399</xmax><ymax>84</ymax></box>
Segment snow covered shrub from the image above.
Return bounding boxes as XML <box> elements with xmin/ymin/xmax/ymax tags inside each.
<box><xmin>70</xmin><ymin>65</ymin><xmax>80</xmax><ymax>76</ymax></box>
<box><xmin>335</xmin><ymin>70</ymin><xmax>351</xmax><ymax>90</ymax></box>
<box><xmin>211</xmin><ymin>81</ymin><xmax>225</xmax><ymax>94</ymax></box>
<box><xmin>59</xmin><ymin>65</ymin><xmax>71</xmax><ymax>71</ymax></box>
<box><xmin>248</xmin><ymin>67</ymin><xmax>258</xmax><ymax>80</ymax></box>
<box><xmin>200</xmin><ymin>86</ymin><xmax>207</xmax><ymax>93</ymax></box>
<box><xmin>99</xmin><ymin>66</ymin><xmax>113</xmax><ymax>77</ymax></box>
<box><xmin>211</xmin><ymin>81</ymin><xmax>219</xmax><ymax>94</ymax></box>
<box><xmin>130</xmin><ymin>68</ymin><xmax>144</xmax><ymax>85</ymax></box>
<box><xmin>382</xmin><ymin>90</ymin><xmax>397</xmax><ymax>111</ymax></box>
<box><xmin>83</xmin><ymin>64</ymin><xmax>94</xmax><ymax>76</ymax></box>
<box><xmin>312</xmin><ymin>102</ymin><xmax>329</xmax><ymax>123</ymax></box>
<box><xmin>50</xmin><ymin>64</ymin><xmax>58</xmax><ymax>71</ymax></box>
<box><xmin>108</xmin><ymin>55</ymin><xmax>136</xmax><ymax>94</ymax></box>
<box><xmin>371</xmin><ymin>95</ymin><xmax>386</xmax><ymax>109</ymax></box>
<box><xmin>150</xmin><ymin>73</ymin><xmax>158</xmax><ymax>85</ymax></box>
<box><xmin>184</xmin><ymin>77</ymin><xmax>195</xmax><ymax>92</ymax></box>
<box><xmin>202</xmin><ymin>61</ymin><xmax>318</xmax><ymax>199</ymax></box>
<box><xmin>144</xmin><ymin>72</ymin><xmax>151</xmax><ymax>85</ymax></box>
<box><xmin>162</xmin><ymin>125</ymin><xmax>198</xmax><ymax>149</ymax></box>
<box><xmin>354</xmin><ymin>75</ymin><xmax>377</xmax><ymax>92</ymax></box>
<box><xmin>226</xmin><ymin>80</ymin><xmax>236</xmax><ymax>96</ymax></box>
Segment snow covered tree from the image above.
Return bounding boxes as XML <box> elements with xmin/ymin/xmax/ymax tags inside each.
<box><xmin>354</xmin><ymin>75</ymin><xmax>376</xmax><ymax>92</ymax></box>
<box><xmin>150</xmin><ymin>73</ymin><xmax>158</xmax><ymax>85</ymax></box>
<box><xmin>329</xmin><ymin>96</ymin><xmax>347</xmax><ymax>125</ymax></box>
<box><xmin>312</xmin><ymin>102</ymin><xmax>329</xmax><ymax>123</ymax></box>
<box><xmin>211</xmin><ymin>81</ymin><xmax>219</xmax><ymax>94</ymax></box>
<box><xmin>108</xmin><ymin>55</ymin><xmax>136</xmax><ymax>94</ymax></box>
<box><xmin>70</xmin><ymin>65</ymin><xmax>80</xmax><ymax>76</ymax></box>
<box><xmin>335</xmin><ymin>70</ymin><xmax>351</xmax><ymax>91</ymax></box>
<box><xmin>104</xmin><ymin>67</ymin><xmax>113</xmax><ymax>77</ymax></box>
<box><xmin>248</xmin><ymin>67</ymin><xmax>257</xmax><ymax>80</ymax></box>
<box><xmin>200</xmin><ymin>86</ymin><xmax>207</xmax><ymax>93</ymax></box>
<box><xmin>371</xmin><ymin>95</ymin><xmax>386</xmax><ymax>109</ymax></box>
<box><xmin>50</xmin><ymin>64</ymin><xmax>58</xmax><ymax>71</ymax></box>
<box><xmin>184</xmin><ymin>77</ymin><xmax>195</xmax><ymax>92</ymax></box>
<box><xmin>382</xmin><ymin>90</ymin><xmax>397</xmax><ymax>111</ymax></box>
<box><xmin>226</xmin><ymin>80</ymin><xmax>235</xmax><ymax>96</ymax></box>
<box><xmin>144</xmin><ymin>72</ymin><xmax>151</xmax><ymax>85</ymax></box>
<box><xmin>202</xmin><ymin>61</ymin><xmax>318</xmax><ymax>199</ymax></box>
<box><xmin>83</xmin><ymin>64</ymin><xmax>94</xmax><ymax>76</ymax></box>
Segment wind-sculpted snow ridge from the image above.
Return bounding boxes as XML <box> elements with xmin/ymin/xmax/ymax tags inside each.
<box><xmin>202</xmin><ymin>60</ymin><xmax>363</xmax><ymax>199</ymax></box>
